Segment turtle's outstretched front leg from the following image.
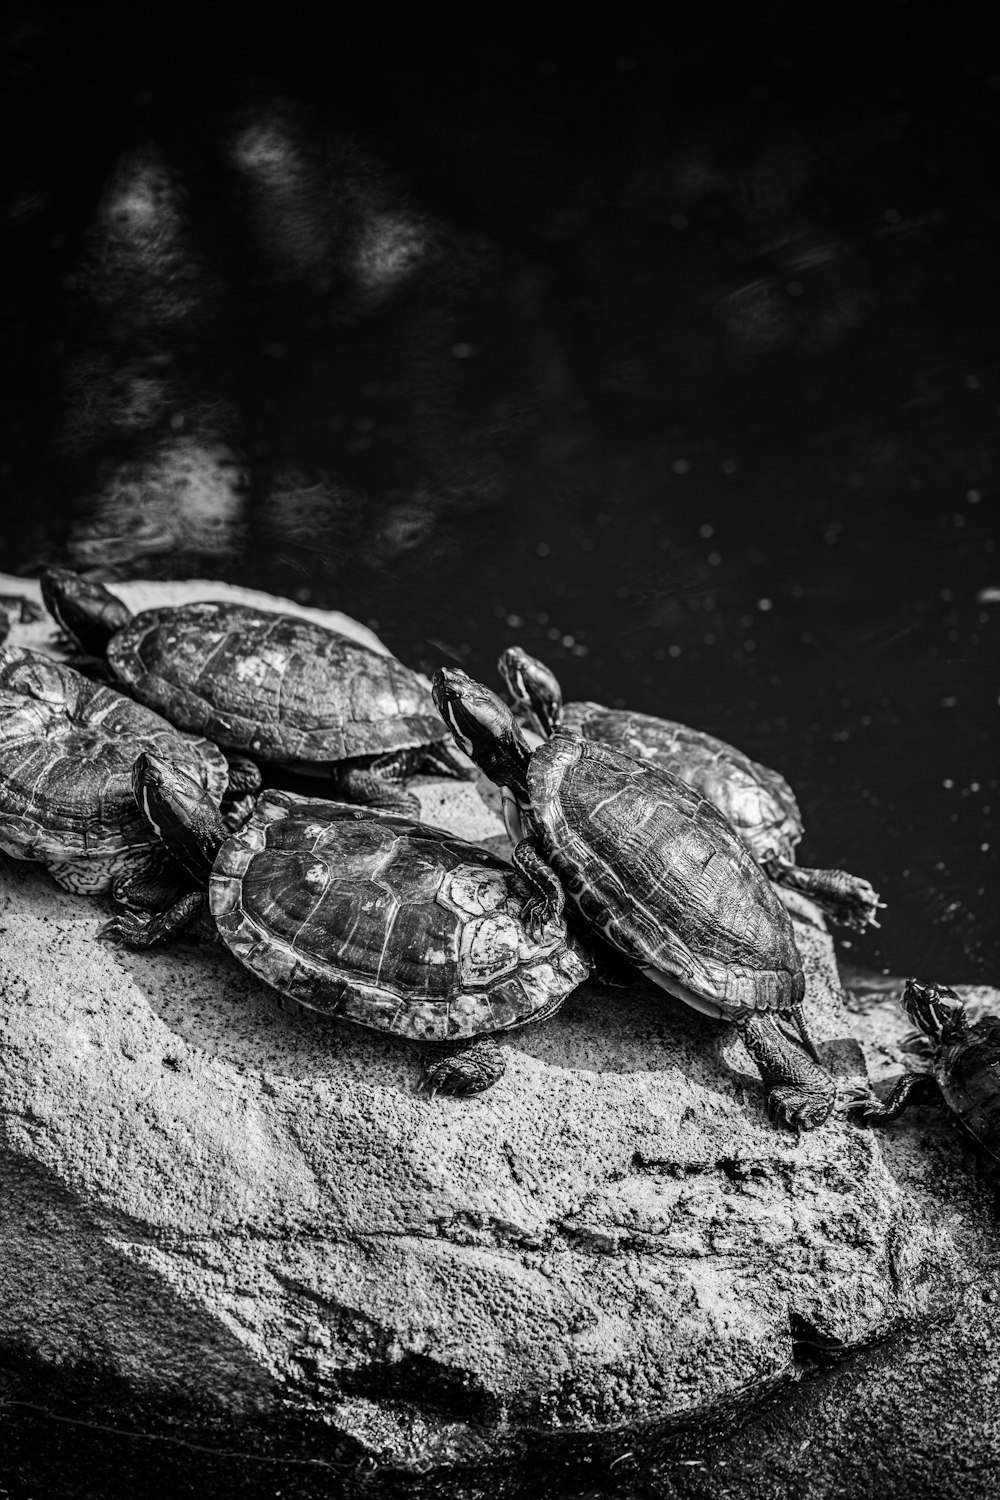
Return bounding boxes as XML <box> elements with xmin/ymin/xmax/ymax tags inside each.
<box><xmin>415</xmin><ymin>741</ymin><xmax>475</xmax><ymax>781</ymax></box>
<box><xmin>336</xmin><ymin>754</ymin><xmax>420</xmax><ymax>818</ymax></box>
<box><xmin>421</xmin><ymin>1038</ymin><xmax>506</xmax><ymax>1095</ymax></box>
<box><xmin>102</xmin><ymin>891</ymin><xmax>207</xmax><ymax>948</ymax></box>
<box><xmin>769</xmin><ymin>859</ymin><xmax>884</xmax><ymax>932</ymax></box>
<box><xmin>846</xmin><ymin>1070</ymin><xmax>944</xmax><ymax>1121</ymax></box>
<box><xmin>740</xmin><ymin>1012</ymin><xmax>837</xmax><ymax>1130</ymax></box>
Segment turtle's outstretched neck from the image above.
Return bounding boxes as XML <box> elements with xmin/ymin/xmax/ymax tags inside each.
<box><xmin>431</xmin><ymin>667</ymin><xmax>532</xmax><ymax>799</ymax></box>
<box><xmin>40</xmin><ymin>568</ymin><xmax>132</xmax><ymax>657</ymax></box>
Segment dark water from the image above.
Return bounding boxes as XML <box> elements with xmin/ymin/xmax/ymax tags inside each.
<box><xmin>5</xmin><ymin>7</ymin><xmax>997</xmax><ymax>987</ymax></box>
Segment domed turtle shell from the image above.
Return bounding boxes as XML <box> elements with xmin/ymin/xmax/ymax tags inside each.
<box><xmin>107</xmin><ymin>602</ymin><xmax>448</xmax><ymax>763</ymax></box>
<box><xmin>560</xmin><ymin>702</ymin><xmax>802</xmax><ymax>868</ymax></box>
<box><xmin>527</xmin><ymin>731</ymin><xmax>803</xmax><ymax>1018</ymax></box>
<box><xmin>208</xmin><ymin>791</ymin><xmax>589</xmax><ymax>1040</ymax></box>
<box><xmin>0</xmin><ymin>646</ymin><xmax>228</xmax><ymax>893</ymax></box>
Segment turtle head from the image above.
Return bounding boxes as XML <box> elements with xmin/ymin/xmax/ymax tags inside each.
<box><xmin>497</xmin><ymin>646</ymin><xmax>563</xmax><ymax>737</ymax></box>
<box><xmin>40</xmin><ymin>568</ymin><xmax>132</xmax><ymax>657</ymax></box>
<box><xmin>132</xmin><ymin>751</ymin><xmax>228</xmax><ymax>885</ymax></box>
<box><xmin>900</xmin><ymin>978</ymin><xmax>968</xmax><ymax>1044</ymax></box>
<box><xmin>431</xmin><ymin>667</ymin><xmax>532</xmax><ymax>796</ymax></box>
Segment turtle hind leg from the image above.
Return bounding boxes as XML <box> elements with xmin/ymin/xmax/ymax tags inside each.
<box><xmin>220</xmin><ymin>754</ymin><xmax>263</xmax><ymax>830</ymax></box>
<box><xmin>420</xmin><ymin>1038</ymin><xmax>506</xmax><ymax>1096</ymax></box>
<box><xmin>335</xmin><ymin>754</ymin><xmax>420</xmax><ymax>818</ymax></box>
<box><xmin>739</xmin><ymin>1012</ymin><xmax>837</xmax><ymax>1130</ymax></box>
<box><xmin>770</xmin><ymin>860</ymin><xmax>884</xmax><ymax>932</ymax></box>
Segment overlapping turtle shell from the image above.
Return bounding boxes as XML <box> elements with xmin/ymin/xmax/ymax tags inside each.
<box><xmin>934</xmin><ymin>1020</ymin><xmax>1000</xmax><ymax>1160</ymax></box>
<box><xmin>0</xmin><ymin>646</ymin><xmax>228</xmax><ymax>891</ymax></box>
<box><xmin>561</xmin><ymin>702</ymin><xmax>802</xmax><ymax>867</ymax></box>
<box><xmin>527</xmin><ymin>732</ymin><xmax>804</xmax><ymax>1018</ymax></box>
<box><xmin>108</xmin><ymin>602</ymin><xmax>448</xmax><ymax>762</ymax></box>
<box><xmin>209</xmin><ymin>791</ymin><xmax>589</xmax><ymax>1040</ymax></box>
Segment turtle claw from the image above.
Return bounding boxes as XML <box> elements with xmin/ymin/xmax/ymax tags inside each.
<box><xmin>100</xmin><ymin>911</ymin><xmax>153</xmax><ymax>947</ymax></box>
<box><xmin>521</xmin><ymin>895</ymin><xmax>560</xmax><ymax>942</ymax></box>
<box><xmin>765</xmin><ymin>1080</ymin><xmax>837</xmax><ymax>1132</ymax></box>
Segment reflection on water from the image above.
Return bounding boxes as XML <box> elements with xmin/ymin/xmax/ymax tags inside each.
<box><xmin>3</xmin><ymin>6</ymin><xmax>998</xmax><ymax>994</ymax></box>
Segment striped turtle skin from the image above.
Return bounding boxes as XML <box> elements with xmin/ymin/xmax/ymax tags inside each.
<box><xmin>108</xmin><ymin>602</ymin><xmax>446</xmax><ymax>764</ymax></box>
<box><xmin>528</xmin><ymin>732</ymin><xmax>804</xmax><ymax>1021</ymax></box>
<box><xmin>559</xmin><ymin>703</ymin><xmax>801</xmax><ymax>870</ymax></box>
<box><xmin>209</xmin><ymin>791</ymin><xmax>589</xmax><ymax>1042</ymax></box>
<box><xmin>0</xmin><ymin>646</ymin><xmax>227</xmax><ymax>893</ymax></box>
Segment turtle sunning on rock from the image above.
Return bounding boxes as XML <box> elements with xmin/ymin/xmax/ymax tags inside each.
<box><xmin>0</xmin><ymin>646</ymin><xmax>230</xmax><ymax>897</ymax></box>
<box><xmin>498</xmin><ymin>646</ymin><xmax>883</xmax><ymax>933</ymax></box>
<box><xmin>432</xmin><ymin>666</ymin><xmax>838</xmax><ymax>1131</ymax></box>
<box><xmin>40</xmin><ymin>568</ymin><xmax>470</xmax><ymax>817</ymax></box>
<box><xmin>849</xmin><ymin>979</ymin><xmax>1000</xmax><ymax>1163</ymax></box>
<box><xmin>105</xmin><ymin>757</ymin><xmax>589</xmax><ymax>1095</ymax></box>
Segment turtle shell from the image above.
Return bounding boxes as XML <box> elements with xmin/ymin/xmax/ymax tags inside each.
<box><xmin>208</xmin><ymin>791</ymin><xmax>589</xmax><ymax>1040</ymax></box>
<box><xmin>108</xmin><ymin>602</ymin><xmax>447</xmax><ymax>763</ymax></box>
<box><xmin>934</xmin><ymin>1018</ymin><xmax>1000</xmax><ymax>1161</ymax></box>
<box><xmin>0</xmin><ymin>647</ymin><xmax>228</xmax><ymax>891</ymax></box>
<box><xmin>527</xmin><ymin>732</ymin><xmax>803</xmax><ymax>1017</ymax></box>
<box><xmin>561</xmin><ymin>702</ymin><xmax>802</xmax><ymax>867</ymax></box>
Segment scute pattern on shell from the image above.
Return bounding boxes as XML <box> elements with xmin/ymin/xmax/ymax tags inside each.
<box><xmin>109</xmin><ymin>602</ymin><xmax>447</xmax><ymax>761</ymax></box>
<box><xmin>528</xmin><ymin>732</ymin><xmax>804</xmax><ymax>1017</ymax></box>
<box><xmin>562</xmin><ymin>702</ymin><xmax>802</xmax><ymax>866</ymax></box>
<box><xmin>209</xmin><ymin>791</ymin><xmax>588</xmax><ymax>1041</ymax></box>
<box><xmin>0</xmin><ymin>647</ymin><xmax>228</xmax><ymax>881</ymax></box>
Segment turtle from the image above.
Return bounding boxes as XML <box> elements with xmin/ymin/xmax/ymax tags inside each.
<box><xmin>39</xmin><ymin>567</ymin><xmax>470</xmax><ymax>817</ymax></box>
<box><xmin>498</xmin><ymin>645</ymin><xmax>882</xmax><ymax>932</ymax></box>
<box><xmin>848</xmin><ymin>979</ymin><xmax>1000</xmax><ymax>1163</ymax></box>
<box><xmin>103</xmin><ymin>756</ymin><xmax>590</xmax><ymax>1094</ymax></box>
<box><xmin>431</xmin><ymin>666</ymin><xmax>838</xmax><ymax>1130</ymax></box>
<box><xmin>0</xmin><ymin>645</ymin><xmax>230</xmax><ymax>898</ymax></box>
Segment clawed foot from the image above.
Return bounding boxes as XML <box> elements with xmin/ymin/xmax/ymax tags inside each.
<box><xmin>838</xmin><ymin>1082</ymin><xmax>894</xmax><ymax>1120</ymax></box>
<box><xmin>766</xmin><ymin>1079</ymin><xmax>837</xmax><ymax>1131</ymax></box>
<box><xmin>100</xmin><ymin>910</ymin><xmax>158</xmax><ymax>948</ymax></box>
<box><xmin>422</xmin><ymin>1039</ymin><xmax>506</xmax><ymax>1096</ymax></box>
<box><xmin>521</xmin><ymin>894</ymin><xmax>562</xmax><ymax>942</ymax></box>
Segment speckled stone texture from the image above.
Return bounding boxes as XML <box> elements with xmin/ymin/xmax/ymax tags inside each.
<box><xmin>0</xmin><ymin>579</ymin><xmax>987</xmax><ymax>1493</ymax></box>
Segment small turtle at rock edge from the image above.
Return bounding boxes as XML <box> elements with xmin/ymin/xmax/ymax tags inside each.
<box><xmin>0</xmin><ymin>646</ymin><xmax>231</xmax><ymax>899</ymax></box>
<box><xmin>848</xmin><ymin>979</ymin><xmax>1000</xmax><ymax>1163</ymax></box>
<box><xmin>104</xmin><ymin>755</ymin><xmax>589</xmax><ymax>1094</ymax></box>
<box><xmin>498</xmin><ymin>646</ymin><xmax>883</xmax><ymax>932</ymax></box>
<box><xmin>39</xmin><ymin>568</ymin><xmax>470</xmax><ymax>817</ymax></box>
<box><xmin>433</xmin><ymin>666</ymin><xmax>839</xmax><ymax>1130</ymax></box>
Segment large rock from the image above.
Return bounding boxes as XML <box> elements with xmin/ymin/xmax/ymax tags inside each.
<box><xmin>0</xmin><ymin>579</ymin><xmax>986</xmax><ymax>1494</ymax></box>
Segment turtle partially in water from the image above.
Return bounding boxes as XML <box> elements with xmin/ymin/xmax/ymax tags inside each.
<box><xmin>104</xmin><ymin>761</ymin><xmax>589</xmax><ymax>1094</ymax></box>
<box><xmin>433</xmin><ymin>667</ymin><xmax>837</xmax><ymax>1130</ymax></box>
<box><xmin>40</xmin><ymin>568</ymin><xmax>470</xmax><ymax>817</ymax></box>
<box><xmin>849</xmin><ymin>979</ymin><xmax>1000</xmax><ymax>1162</ymax></box>
<box><xmin>498</xmin><ymin>646</ymin><xmax>882</xmax><ymax>932</ymax></box>
<box><xmin>0</xmin><ymin>645</ymin><xmax>228</xmax><ymax>897</ymax></box>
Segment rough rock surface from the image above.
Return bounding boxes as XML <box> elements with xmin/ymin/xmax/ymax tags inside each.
<box><xmin>0</xmin><ymin>580</ymin><xmax>989</xmax><ymax>1495</ymax></box>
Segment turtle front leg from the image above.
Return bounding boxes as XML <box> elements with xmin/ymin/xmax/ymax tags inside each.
<box><xmin>421</xmin><ymin>1038</ymin><xmax>507</xmax><ymax>1095</ymax></box>
<box><xmin>510</xmin><ymin>838</ymin><xmax>565</xmax><ymax>938</ymax></box>
<box><xmin>414</xmin><ymin>741</ymin><xmax>475</xmax><ymax>781</ymax></box>
<box><xmin>739</xmin><ymin>1012</ymin><xmax>837</xmax><ymax>1130</ymax></box>
<box><xmin>336</xmin><ymin>754</ymin><xmax>420</xmax><ymax>818</ymax></box>
<box><xmin>102</xmin><ymin>891</ymin><xmax>207</xmax><ymax>948</ymax></box>
<box><xmin>845</xmin><ymin>1070</ymin><xmax>944</xmax><ymax>1122</ymax></box>
<box><xmin>220</xmin><ymin>754</ymin><xmax>263</xmax><ymax>831</ymax></box>
<box><xmin>769</xmin><ymin>859</ymin><xmax>884</xmax><ymax>932</ymax></box>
